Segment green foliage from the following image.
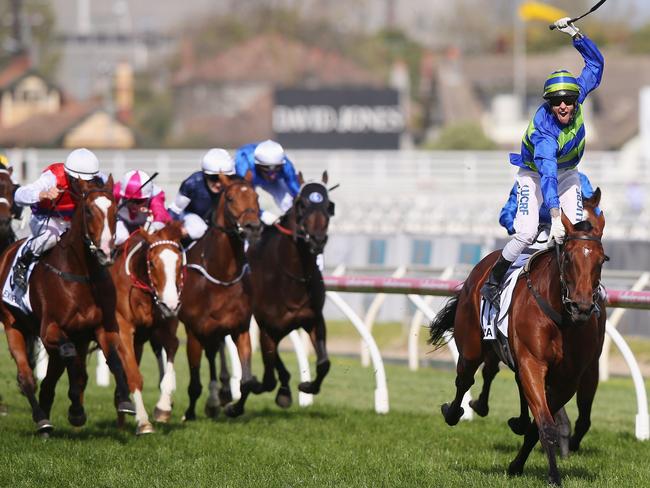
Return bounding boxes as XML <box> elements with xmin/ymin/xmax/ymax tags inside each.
<box><xmin>629</xmin><ymin>23</ymin><xmax>650</xmax><ymax>53</ymax></box>
<box><xmin>131</xmin><ymin>74</ymin><xmax>173</xmax><ymax>147</ymax></box>
<box><xmin>426</xmin><ymin>122</ymin><xmax>497</xmax><ymax>150</ymax></box>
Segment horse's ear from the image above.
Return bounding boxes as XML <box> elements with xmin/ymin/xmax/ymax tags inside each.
<box><xmin>244</xmin><ymin>170</ymin><xmax>253</xmax><ymax>183</ymax></box>
<box><xmin>298</xmin><ymin>171</ymin><xmax>304</xmax><ymax>186</ymax></box>
<box><xmin>105</xmin><ymin>174</ymin><xmax>114</xmax><ymax>192</ymax></box>
<box><xmin>7</xmin><ymin>167</ymin><xmax>13</xmax><ymax>176</ymax></box>
<box><xmin>322</xmin><ymin>170</ymin><xmax>328</xmax><ymax>185</ymax></box>
<box><xmin>584</xmin><ymin>187</ymin><xmax>601</xmax><ymax>210</ymax></box>
<box><xmin>560</xmin><ymin>210</ymin><xmax>574</xmax><ymax>234</ymax></box>
<box><xmin>594</xmin><ymin>210</ymin><xmax>605</xmax><ymax>238</ymax></box>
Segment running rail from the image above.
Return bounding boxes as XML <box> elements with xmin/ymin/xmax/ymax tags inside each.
<box><xmin>323</xmin><ymin>274</ymin><xmax>650</xmax><ymax>440</ymax></box>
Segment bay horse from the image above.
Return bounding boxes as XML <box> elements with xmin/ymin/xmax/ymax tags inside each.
<box><xmin>428</xmin><ymin>189</ymin><xmax>606</xmax><ymax>486</ymax></box>
<box><xmin>0</xmin><ymin>167</ymin><xmax>19</xmax><ymax>254</ymax></box>
<box><xmin>247</xmin><ymin>172</ymin><xmax>334</xmax><ymax>408</ymax></box>
<box><xmin>110</xmin><ymin>220</ymin><xmax>185</xmax><ymax>434</ymax></box>
<box><xmin>0</xmin><ymin>175</ymin><xmax>134</xmax><ymax>435</ymax></box>
<box><xmin>179</xmin><ymin>172</ymin><xmax>263</xmax><ymax>421</ymax></box>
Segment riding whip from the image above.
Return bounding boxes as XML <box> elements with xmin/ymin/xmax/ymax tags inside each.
<box><xmin>117</xmin><ymin>171</ymin><xmax>159</xmax><ymax>210</ymax></box>
<box><xmin>548</xmin><ymin>0</ymin><xmax>608</xmax><ymax>30</ymax></box>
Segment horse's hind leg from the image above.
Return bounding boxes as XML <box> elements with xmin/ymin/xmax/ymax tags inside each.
<box><xmin>275</xmin><ymin>349</ymin><xmax>293</xmax><ymax>408</ymax></box>
<box><xmin>204</xmin><ymin>344</ymin><xmax>220</xmax><ymax>418</ymax></box>
<box><xmin>95</xmin><ymin>327</ymin><xmax>135</xmax><ymax>416</ymax></box>
<box><xmin>508</xmin><ymin>420</ymin><xmax>540</xmax><ymax>477</ymax></box>
<box><xmin>217</xmin><ymin>340</ymin><xmax>233</xmax><ymax>406</ymax></box>
<box><xmin>153</xmin><ymin>320</ymin><xmax>179</xmax><ymax>424</ymax></box>
<box><xmin>182</xmin><ymin>329</ymin><xmax>203</xmax><ymax>422</ymax></box>
<box><xmin>65</xmin><ymin>342</ymin><xmax>89</xmax><ymax>428</ymax></box>
<box><xmin>6</xmin><ymin>325</ymin><xmax>50</xmax><ymax>434</ymax></box>
<box><xmin>224</xmin><ymin>328</ymin><xmax>262</xmax><ymax>418</ymax></box>
<box><xmin>298</xmin><ymin>314</ymin><xmax>330</xmax><ymax>395</ymax></box>
<box><xmin>508</xmin><ymin>372</ymin><xmax>532</xmax><ymax>435</ymax></box>
<box><xmin>258</xmin><ymin>327</ymin><xmax>279</xmax><ymax>394</ymax></box>
<box><xmin>469</xmin><ymin>349</ymin><xmax>499</xmax><ymax>417</ymax></box>
<box><xmin>569</xmin><ymin>358</ymin><xmax>599</xmax><ymax>453</ymax></box>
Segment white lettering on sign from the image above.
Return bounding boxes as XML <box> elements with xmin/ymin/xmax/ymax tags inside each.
<box><xmin>273</xmin><ymin>105</ymin><xmax>405</xmax><ymax>134</ymax></box>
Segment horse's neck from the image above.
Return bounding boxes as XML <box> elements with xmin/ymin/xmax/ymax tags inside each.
<box><xmin>202</xmin><ymin>204</ymin><xmax>244</xmax><ymax>273</ymax></box>
<box><xmin>125</xmin><ymin>236</ymin><xmax>149</xmax><ymax>282</ymax></box>
<box><xmin>47</xmin><ymin>209</ymin><xmax>90</xmax><ymax>272</ymax></box>
<box><xmin>279</xmin><ymin>210</ymin><xmax>315</xmax><ymax>276</ymax></box>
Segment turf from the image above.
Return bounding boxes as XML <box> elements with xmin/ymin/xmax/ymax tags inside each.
<box><xmin>0</xmin><ymin>340</ymin><xmax>649</xmax><ymax>488</ymax></box>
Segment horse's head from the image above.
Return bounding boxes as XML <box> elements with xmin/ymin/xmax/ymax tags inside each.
<box><xmin>216</xmin><ymin>171</ymin><xmax>262</xmax><ymax>243</ymax></box>
<box><xmin>559</xmin><ymin>188</ymin><xmax>608</xmax><ymax>322</ymax></box>
<box><xmin>0</xmin><ymin>168</ymin><xmax>14</xmax><ymax>231</ymax></box>
<box><xmin>71</xmin><ymin>175</ymin><xmax>117</xmax><ymax>266</ymax></box>
<box><xmin>293</xmin><ymin>171</ymin><xmax>334</xmax><ymax>255</ymax></box>
<box><xmin>142</xmin><ymin>221</ymin><xmax>185</xmax><ymax>318</ymax></box>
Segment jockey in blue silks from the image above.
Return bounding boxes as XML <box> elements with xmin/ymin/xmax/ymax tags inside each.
<box><xmin>499</xmin><ymin>172</ymin><xmax>596</xmax><ymax>235</ymax></box>
<box><xmin>234</xmin><ymin>140</ymin><xmax>300</xmax><ymax>225</ymax></box>
<box><xmin>168</xmin><ymin>148</ymin><xmax>236</xmax><ymax>240</ymax></box>
<box><xmin>481</xmin><ymin>16</ymin><xmax>604</xmax><ymax>309</ymax></box>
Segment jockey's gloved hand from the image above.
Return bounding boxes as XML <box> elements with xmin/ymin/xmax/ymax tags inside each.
<box><xmin>260</xmin><ymin>210</ymin><xmax>278</xmax><ymax>226</ymax></box>
<box><xmin>554</xmin><ymin>17</ymin><xmax>580</xmax><ymax>38</ymax></box>
<box><xmin>549</xmin><ymin>215</ymin><xmax>566</xmax><ymax>247</ymax></box>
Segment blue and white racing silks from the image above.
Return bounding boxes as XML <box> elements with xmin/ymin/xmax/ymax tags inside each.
<box><xmin>499</xmin><ymin>172</ymin><xmax>597</xmax><ymax>235</ymax></box>
<box><xmin>508</xmin><ymin>35</ymin><xmax>604</xmax><ymax>211</ymax></box>
<box><xmin>234</xmin><ymin>143</ymin><xmax>301</xmax><ymax>213</ymax></box>
<box><xmin>168</xmin><ymin>171</ymin><xmax>219</xmax><ymax>222</ymax></box>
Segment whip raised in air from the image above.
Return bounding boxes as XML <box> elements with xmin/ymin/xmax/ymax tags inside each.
<box><xmin>548</xmin><ymin>0</ymin><xmax>608</xmax><ymax>30</ymax></box>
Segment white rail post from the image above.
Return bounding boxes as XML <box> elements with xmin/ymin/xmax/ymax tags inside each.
<box><xmin>326</xmin><ymin>265</ymin><xmax>389</xmax><ymax>413</ymax></box>
<box><xmin>600</xmin><ymin>272</ymin><xmax>650</xmax><ymax>381</ymax></box>
<box><xmin>605</xmin><ymin>321</ymin><xmax>649</xmax><ymax>440</ymax></box>
<box><xmin>407</xmin><ymin>294</ymin><xmax>473</xmax><ymax>421</ymax></box>
<box><xmin>288</xmin><ymin>330</ymin><xmax>314</xmax><ymax>407</ymax></box>
<box><xmin>361</xmin><ymin>266</ymin><xmax>406</xmax><ymax>367</ymax></box>
<box><xmin>224</xmin><ymin>335</ymin><xmax>242</xmax><ymax>401</ymax></box>
<box><xmin>35</xmin><ymin>340</ymin><xmax>48</xmax><ymax>381</ymax></box>
<box><xmin>408</xmin><ymin>266</ymin><xmax>455</xmax><ymax>371</ymax></box>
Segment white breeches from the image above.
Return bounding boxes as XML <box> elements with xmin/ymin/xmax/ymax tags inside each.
<box><xmin>502</xmin><ymin>168</ymin><xmax>582</xmax><ymax>262</ymax></box>
<box><xmin>27</xmin><ymin>216</ymin><xmax>70</xmax><ymax>256</ymax></box>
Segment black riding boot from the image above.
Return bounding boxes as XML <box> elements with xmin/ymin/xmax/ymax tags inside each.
<box><xmin>13</xmin><ymin>249</ymin><xmax>36</xmax><ymax>297</ymax></box>
<box><xmin>480</xmin><ymin>255</ymin><xmax>513</xmax><ymax>308</ymax></box>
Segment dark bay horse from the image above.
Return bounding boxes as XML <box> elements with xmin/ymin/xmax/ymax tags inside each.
<box><xmin>0</xmin><ymin>176</ymin><xmax>133</xmax><ymax>435</ymax></box>
<box><xmin>0</xmin><ymin>168</ymin><xmax>18</xmax><ymax>254</ymax></box>
<box><xmin>110</xmin><ymin>221</ymin><xmax>185</xmax><ymax>434</ymax></box>
<box><xmin>247</xmin><ymin>172</ymin><xmax>334</xmax><ymax>408</ymax></box>
<box><xmin>428</xmin><ymin>190</ymin><xmax>607</xmax><ymax>486</ymax></box>
<box><xmin>178</xmin><ymin>172</ymin><xmax>263</xmax><ymax>420</ymax></box>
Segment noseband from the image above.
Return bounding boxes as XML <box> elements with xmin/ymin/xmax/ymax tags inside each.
<box><xmin>212</xmin><ymin>183</ymin><xmax>258</xmax><ymax>239</ymax></box>
<box><xmin>292</xmin><ymin>184</ymin><xmax>333</xmax><ymax>245</ymax></box>
<box><xmin>76</xmin><ymin>187</ymin><xmax>115</xmax><ymax>261</ymax></box>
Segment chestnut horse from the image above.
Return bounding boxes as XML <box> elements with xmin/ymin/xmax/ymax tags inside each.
<box><xmin>110</xmin><ymin>221</ymin><xmax>185</xmax><ymax>434</ymax></box>
<box><xmin>428</xmin><ymin>189</ymin><xmax>606</xmax><ymax>486</ymax></box>
<box><xmin>0</xmin><ymin>176</ymin><xmax>133</xmax><ymax>435</ymax></box>
<box><xmin>179</xmin><ymin>172</ymin><xmax>263</xmax><ymax>421</ymax></box>
<box><xmin>247</xmin><ymin>172</ymin><xmax>334</xmax><ymax>408</ymax></box>
<box><xmin>0</xmin><ymin>168</ymin><xmax>18</xmax><ymax>254</ymax></box>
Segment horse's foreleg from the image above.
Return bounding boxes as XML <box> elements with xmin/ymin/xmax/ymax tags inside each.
<box><xmin>6</xmin><ymin>325</ymin><xmax>50</xmax><ymax>433</ymax></box>
<box><xmin>508</xmin><ymin>420</ymin><xmax>540</xmax><ymax>477</ymax></box>
<box><xmin>469</xmin><ymin>348</ymin><xmax>499</xmax><ymax>417</ymax></box>
<box><xmin>182</xmin><ymin>329</ymin><xmax>203</xmax><ymax>422</ymax></box>
<box><xmin>95</xmin><ymin>326</ymin><xmax>135</xmax><ymax>416</ymax></box>
<box><xmin>217</xmin><ymin>339</ymin><xmax>233</xmax><ymax>406</ymax></box>
<box><xmin>298</xmin><ymin>315</ymin><xmax>330</xmax><ymax>395</ymax></box>
<box><xmin>515</xmin><ymin>357</ymin><xmax>560</xmax><ymax>486</ymax></box>
<box><xmin>153</xmin><ymin>320</ymin><xmax>179</xmax><ymax>424</ymax></box>
<box><xmin>569</xmin><ymin>358</ymin><xmax>599</xmax><ymax>453</ymax></box>
<box><xmin>259</xmin><ymin>327</ymin><xmax>279</xmax><ymax>393</ymax></box>
<box><xmin>507</xmin><ymin>372</ymin><xmax>532</xmax><ymax>436</ymax></box>
<box><xmin>224</xmin><ymin>328</ymin><xmax>261</xmax><ymax>418</ymax></box>
<box><xmin>204</xmin><ymin>344</ymin><xmax>220</xmax><ymax>418</ymax></box>
<box><xmin>441</xmin><ymin>354</ymin><xmax>481</xmax><ymax>426</ymax></box>
<box><xmin>65</xmin><ymin>342</ymin><xmax>89</xmax><ymax>428</ymax></box>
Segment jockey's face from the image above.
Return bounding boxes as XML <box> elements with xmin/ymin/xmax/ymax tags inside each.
<box><xmin>126</xmin><ymin>198</ymin><xmax>148</xmax><ymax>215</ymax></box>
<box><xmin>549</xmin><ymin>96</ymin><xmax>577</xmax><ymax>125</ymax></box>
<box><xmin>256</xmin><ymin>163</ymin><xmax>282</xmax><ymax>182</ymax></box>
<box><xmin>204</xmin><ymin>173</ymin><xmax>224</xmax><ymax>194</ymax></box>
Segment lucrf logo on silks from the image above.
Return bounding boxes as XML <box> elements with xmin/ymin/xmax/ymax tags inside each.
<box><xmin>576</xmin><ymin>187</ymin><xmax>584</xmax><ymax>221</ymax></box>
<box><xmin>518</xmin><ymin>184</ymin><xmax>530</xmax><ymax>216</ymax></box>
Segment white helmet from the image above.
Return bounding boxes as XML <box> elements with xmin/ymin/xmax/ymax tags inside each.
<box><xmin>253</xmin><ymin>140</ymin><xmax>285</xmax><ymax>166</ymax></box>
<box><xmin>119</xmin><ymin>170</ymin><xmax>153</xmax><ymax>200</ymax></box>
<box><xmin>64</xmin><ymin>148</ymin><xmax>99</xmax><ymax>181</ymax></box>
<box><xmin>201</xmin><ymin>148</ymin><xmax>235</xmax><ymax>175</ymax></box>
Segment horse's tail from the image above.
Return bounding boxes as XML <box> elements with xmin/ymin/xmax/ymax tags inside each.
<box><xmin>427</xmin><ymin>292</ymin><xmax>460</xmax><ymax>349</ymax></box>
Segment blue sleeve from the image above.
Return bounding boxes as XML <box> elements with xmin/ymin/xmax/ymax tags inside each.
<box><xmin>574</xmin><ymin>36</ymin><xmax>604</xmax><ymax>104</ymax></box>
<box><xmin>281</xmin><ymin>157</ymin><xmax>301</xmax><ymax>196</ymax></box>
<box><xmin>530</xmin><ymin>128</ymin><xmax>560</xmax><ymax>209</ymax></box>
<box><xmin>579</xmin><ymin>172</ymin><xmax>594</xmax><ymax>199</ymax></box>
<box><xmin>498</xmin><ymin>183</ymin><xmax>518</xmax><ymax>235</ymax></box>
<box><xmin>235</xmin><ymin>143</ymin><xmax>257</xmax><ymax>178</ymax></box>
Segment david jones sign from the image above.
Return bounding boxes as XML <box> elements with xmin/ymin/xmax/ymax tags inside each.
<box><xmin>273</xmin><ymin>88</ymin><xmax>405</xmax><ymax>149</ymax></box>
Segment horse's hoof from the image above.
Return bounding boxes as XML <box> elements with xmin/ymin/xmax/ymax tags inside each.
<box><xmin>117</xmin><ymin>401</ymin><xmax>136</xmax><ymax>416</ymax></box>
<box><xmin>242</xmin><ymin>377</ymin><xmax>264</xmax><ymax>395</ymax></box>
<box><xmin>441</xmin><ymin>403</ymin><xmax>462</xmax><ymax>426</ymax></box>
<box><xmin>218</xmin><ymin>388</ymin><xmax>233</xmax><ymax>406</ymax></box>
<box><xmin>68</xmin><ymin>409</ymin><xmax>87</xmax><ymax>427</ymax></box>
<box><xmin>58</xmin><ymin>342</ymin><xmax>77</xmax><ymax>358</ymax></box>
<box><xmin>136</xmin><ymin>422</ymin><xmax>155</xmax><ymax>435</ymax></box>
<box><xmin>153</xmin><ymin>407</ymin><xmax>172</xmax><ymax>424</ymax></box>
<box><xmin>275</xmin><ymin>386</ymin><xmax>292</xmax><ymax>409</ymax></box>
<box><xmin>204</xmin><ymin>402</ymin><xmax>220</xmax><ymax>418</ymax></box>
<box><xmin>548</xmin><ymin>475</ymin><xmax>562</xmax><ymax>487</ymax></box>
<box><xmin>298</xmin><ymin>381</ymin><xmax>319</xmax><ymax>395</ymax></box>
<box><xmin>469</xmin><ymin>399</ymin><xmax>489</xmax><ymax>417</ymax></box>
<box><xmin>36</xmin><ymin>418</ymin><xmax>53</xmax><ymax>435</ymax></box>
<box><xmin>181</xmin><ymin>411</ymin><xmax>196</xmax><ymax>422</ymax></box>
<box><xmin>507</xmin><ymin>461</ymin><xmax>523</xmax><ymax>477</ymax></box>
<box><xmin>558</xmin><ymin>438</ymin><xmax>570</xmax><ymax>459</ymax></box>
<box><xmin>508</xmin><ymin>416</ymin><xmax>530</xmax><ymax>436</ymax></box>
<box><xmin>224</xmin><ymin>403</ymin><xmax>243</xmax><ymax>418</ymax></box>
<box><xmin>568</xmin><ymin>436</ymin><xmax>580</xmax><ymax>452</ymax></box>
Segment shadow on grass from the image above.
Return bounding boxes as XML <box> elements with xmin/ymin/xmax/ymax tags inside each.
<box><xmin>475</xmin><ymin>462</ymin><xmax>596</xmax><ymax>483</ymax></box>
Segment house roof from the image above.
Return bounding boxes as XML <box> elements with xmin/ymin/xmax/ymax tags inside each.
<box><xmin>174</xmin><ymin>34</ymin><xmax>381</xmax><ymax>87</ymax></box>
<box><xmin>0</xmin><ymin>55</ymin><xmax>31</xmax><ymax>90</ymax></box>
<box><xmin>0</xmin><ymin>101</ymin><xmax>102</xmax><ymax>147</ymax></box>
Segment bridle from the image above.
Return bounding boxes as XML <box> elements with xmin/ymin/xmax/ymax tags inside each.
<box><xmin>278</xmin><ymin>183</ymin><xmax>334</xmax><ymax>247</ymax></box>
<box><xmin>212</xmin><ymin>181</ymin><xmax>258</xmax><ymax>239</ymax></box>
<box><xmin>74</xmin><ymin>187</ymin><xmax>116</xmax><ymax>261</ymax></box>
<box><xmin>556</xmin><ymin>234</ymin><xmax>607</xmax><ymax>319</ymax></box>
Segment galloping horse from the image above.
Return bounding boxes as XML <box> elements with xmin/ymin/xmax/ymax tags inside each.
<box><xmin>0</xmin><ymin>175</ymin><xmax>133</xmax><ymax>435</ymax></box>
<box><xmin>179</xmin><ymin>172</ymin><xmax>263</xmax><ymax>420</ymax></box>
<box><xmin>248</xmin><ymin>172</ymin><xmax>334</xmax><ymax>408</ymax></box>
<box><xmin>110</xmin><ymin>221</ymin><xmax>185</xmax><ymax>434</ymax></box>
<box><xmin>0</xmin><ymin>167</ymin><xmax>18</xmax><ymax>254</ymax></box>
<box><xmin>429</xmin><ymin>190</ymin><xmax>606</xmax><ymax>486</ymax></box>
